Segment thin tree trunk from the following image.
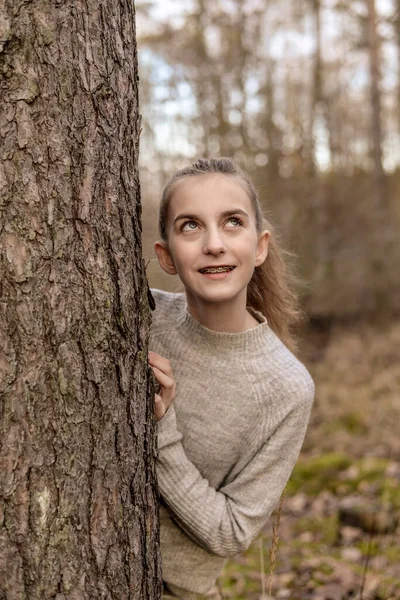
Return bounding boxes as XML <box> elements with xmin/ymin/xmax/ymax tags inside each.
<box><xmin>366</xmin><ymin>0</ymin><xmax>388</xmax><ymax>206</ymax></box>
<box><xmin>308</xmin><ymin>0</ymin><xmax>329</xmax><ymax>267</ymax></box>
<box><xmin>308</xmin><ymin>0</ymin><xmax>323</xmax><ymax>174</ymax></box>
<box><xmin>396</xmin><ymin>1</ymin><xmax>400</xmax><ymax>137</ymax></box>
<box><xmin>235</xmin><ymin>0</ymin><xmax>250</xmax><ymax>158</ymax></box>
<box><xmin>194</xmin><ymin>0</ymin><xmax>212</xmax><ymax>156</ymax></box>
<box><xmin>0</xmin><ymin>1</ymin><xmax>161</xmax><ymax>598</ymax></box>
<box><xmin>264</xmin><ymin>59</ymin><xmax>281</xmax><ymax>181</ymax></box>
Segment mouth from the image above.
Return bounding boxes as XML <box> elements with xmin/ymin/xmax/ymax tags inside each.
<box><xmin>198</xmin><ymin>266</ymin><xmax>236</xmax><ymax>274</ymax></box>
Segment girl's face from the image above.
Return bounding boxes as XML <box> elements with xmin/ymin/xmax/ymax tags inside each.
<box><xmin>154</xmin><ymin>174</ymin><xmax>270</xmax><ymax>307</ymax></box>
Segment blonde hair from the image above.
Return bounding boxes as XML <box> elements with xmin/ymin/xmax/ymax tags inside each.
<box><xmin>158</xmin><ymin>157</ymin><xmax>305</xmax><ymax>352</ymax></box>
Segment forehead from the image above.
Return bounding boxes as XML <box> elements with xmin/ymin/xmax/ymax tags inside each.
<box><xmin>169</xmin><ymin>174</ymin><xmax>253</xmax><ymax>217</ymax></box>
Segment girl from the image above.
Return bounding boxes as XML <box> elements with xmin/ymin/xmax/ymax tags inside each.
<box><xmin>147</xmin><ymin>158</ymin><xmax>315</xmax><ymax>600</ymax></box>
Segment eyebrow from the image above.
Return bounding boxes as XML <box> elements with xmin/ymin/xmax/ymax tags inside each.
<box><xmin>173</xmin><ymin>209</ymin><xmax>249</xmax><ymax>225</ymax></box>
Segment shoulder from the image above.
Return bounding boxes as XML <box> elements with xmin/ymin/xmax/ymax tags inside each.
<box><xmin>281</xmin><ymin>345</ymin><xmax>315</xmax><ymax>405</ymax></box>
<box><xmin>258</xmin><ymin>331</ymin><xmax>315</xmax><ymax>418</ymax></box>
<box><xmin>149</xmin><ymin>288</ymin><xmax>186</xmax><ymax>336</ymax></box>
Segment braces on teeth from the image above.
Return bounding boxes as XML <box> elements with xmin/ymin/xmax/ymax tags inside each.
<box><xmin>200</xmin><ymin>266</ymin><xmax>235</xmax><ymax>273</ymax></box>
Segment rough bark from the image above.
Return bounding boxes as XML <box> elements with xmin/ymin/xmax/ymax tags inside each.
<box><xmin>0</xmin><ymin>1</ymin><xmax>161</xmax><ymax>598</ymax></box>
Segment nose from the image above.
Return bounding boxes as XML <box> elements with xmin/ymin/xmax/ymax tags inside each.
<box><xmin>202</xmin><ymin>226</ymin><xmax>227</xmax><ymax>256</ymax></box>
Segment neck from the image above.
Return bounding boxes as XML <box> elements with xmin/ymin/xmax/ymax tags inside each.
<box><xmin>184</xmin><ymin>288</ymin><xmax>258</xmax><ymax>333</ymax></box>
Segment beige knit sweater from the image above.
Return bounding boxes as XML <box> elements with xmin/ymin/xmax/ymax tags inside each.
<box><xmin>149</xmin><ymin>288</ymin><xmax>315</xmax><ymax>599</ymax></box>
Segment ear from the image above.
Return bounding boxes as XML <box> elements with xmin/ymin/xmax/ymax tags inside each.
<box><xmin>154</xmin><ymin>240</ymin><xmax>177</xmax><ymax>275</ymax></box>
<box><xmin>255</xmin><ymin>229</ymin><xmax>270</xmax><ymax>267</ymax></box>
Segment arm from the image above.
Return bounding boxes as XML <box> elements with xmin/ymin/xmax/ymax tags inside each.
<box><xmin>156</xmin><ymin>392</ymin><xmax>314</xmax><ymax>558</ymax></box>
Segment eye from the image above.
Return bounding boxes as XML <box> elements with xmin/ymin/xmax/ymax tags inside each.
<box><xmin>226</xmin><ymin>216</ymin><xmax>244</xmax><ymax>227</ymax></box>
<box><xmin>180</xmin><ymin>220</ymin><xmax>198</xmax><ymax>232</ymax></box>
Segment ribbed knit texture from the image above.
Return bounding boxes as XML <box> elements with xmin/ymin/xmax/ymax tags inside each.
<box><xmin>150</xmin><ymin>288</ymin><xmax>315</xmax><ymax>598</ymax></box>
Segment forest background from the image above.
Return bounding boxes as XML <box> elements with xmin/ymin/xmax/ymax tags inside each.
<box><xmin>137</xmin><ymin>1</ymin><xmax>400</xmax><ymax>598</ymax></box>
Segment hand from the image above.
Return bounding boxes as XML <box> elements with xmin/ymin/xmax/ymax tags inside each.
<box><xmin>148</xmin><ymin>351</ymin><xmax>176</xmax><ymax>421</ymax></box>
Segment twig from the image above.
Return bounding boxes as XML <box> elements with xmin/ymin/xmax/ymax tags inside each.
<box><xmin>359</xmin><ymin>524</ymin><xmax>375</xmax><ymax>600</ymax></box>
<box><xmin>268</xmin><ymin>487</ymin><xmax>286</xmax><ymax>598</ymax></box>
<box><xmin>260</xmin><ymin>537</ymin><xmax>266</xmax><ymax>598</ymax></box>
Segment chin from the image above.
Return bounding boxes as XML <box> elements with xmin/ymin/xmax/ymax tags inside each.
<box><xmin>199</xmin><ymin>286</ymin><xmax>245</xmax><ymax>304</ymax></box>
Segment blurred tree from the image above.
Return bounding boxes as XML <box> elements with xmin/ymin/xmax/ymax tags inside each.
<box><xmin>192</xmin><ymin>0</ymin><xmax>217</xmax><ymax>156</ymax></box>
<box><xmin>366</xmin><ymin>0</ymin><xmax>388</xmax><ymax>205</ymax></box>
<box><xmin>263</xmin><ymin>55</ymin><xmax>282</xmax><ymax>181</ymax></box>
<box><xmin>0</xmin><ymin>1</ymin><xmax>161</xmax><ymax>598</ymax></box>
<box><xmin>310</xmin><ymin>0</ymin><xmax>324</xmax><ymax>174</ymax></box>
<box><xmin>395</xmin><ymin>0</ymin><xmax>400</xmax><ymax>135</ymax></box>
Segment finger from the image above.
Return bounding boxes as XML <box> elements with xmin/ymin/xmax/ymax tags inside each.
<box><xmin>150</xmin><ymin>365</ymin><xmax>174</xmax><ymax>390</ymax></box>
<box><xmin>154</xmin><ymin>393</ymin><xmax>166</xmax><ymax>420</ymax></box>
<box><xmin>148</xmin><ymin>352</ymin><xmax>171</xmax><ymax>371</ymax></box>
<box><xmin>148</xmin><ymin>351</ymin><xmax>173</xmax><ymax>375</ymax></box>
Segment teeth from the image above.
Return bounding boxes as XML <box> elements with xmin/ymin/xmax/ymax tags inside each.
<box><xmin>200</xmin><ymin>266</ymin><xmax>234</xmax><ymax>273</ymax></box>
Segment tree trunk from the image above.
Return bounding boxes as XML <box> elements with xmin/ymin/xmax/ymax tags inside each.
<box><xmin>264</xmin><ymin>59</ymin><xmax>281</xmax><ymax>181</ymax></box>
<box><xmin>311</xmin><ymin>0</ymin><xmax>321</xmax><ymax>172</ymax></box>
<box><xmin>366</xmin><ymin>0</ymin><xmax>388</xmax><ymax>206</ymax></box>
<box><xmin>193</xmin><ymin>0</ymin><xmax>212</xmax><ymax>156</ymax></box>
<box><xmin>396</xmin><ymin>0</ymin><xmax>400</xmax><ymax>137</ymax></box>
<box><xmin>0</xmin><ymin>1</ymin><xmax>161</xmax><ymax>598</ymax></box>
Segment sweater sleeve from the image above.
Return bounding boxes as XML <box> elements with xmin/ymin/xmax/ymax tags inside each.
<box><xmin>156</xmin><ymin>391</ymin><xmax>314</xmax><ymax>558</ymax></box>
